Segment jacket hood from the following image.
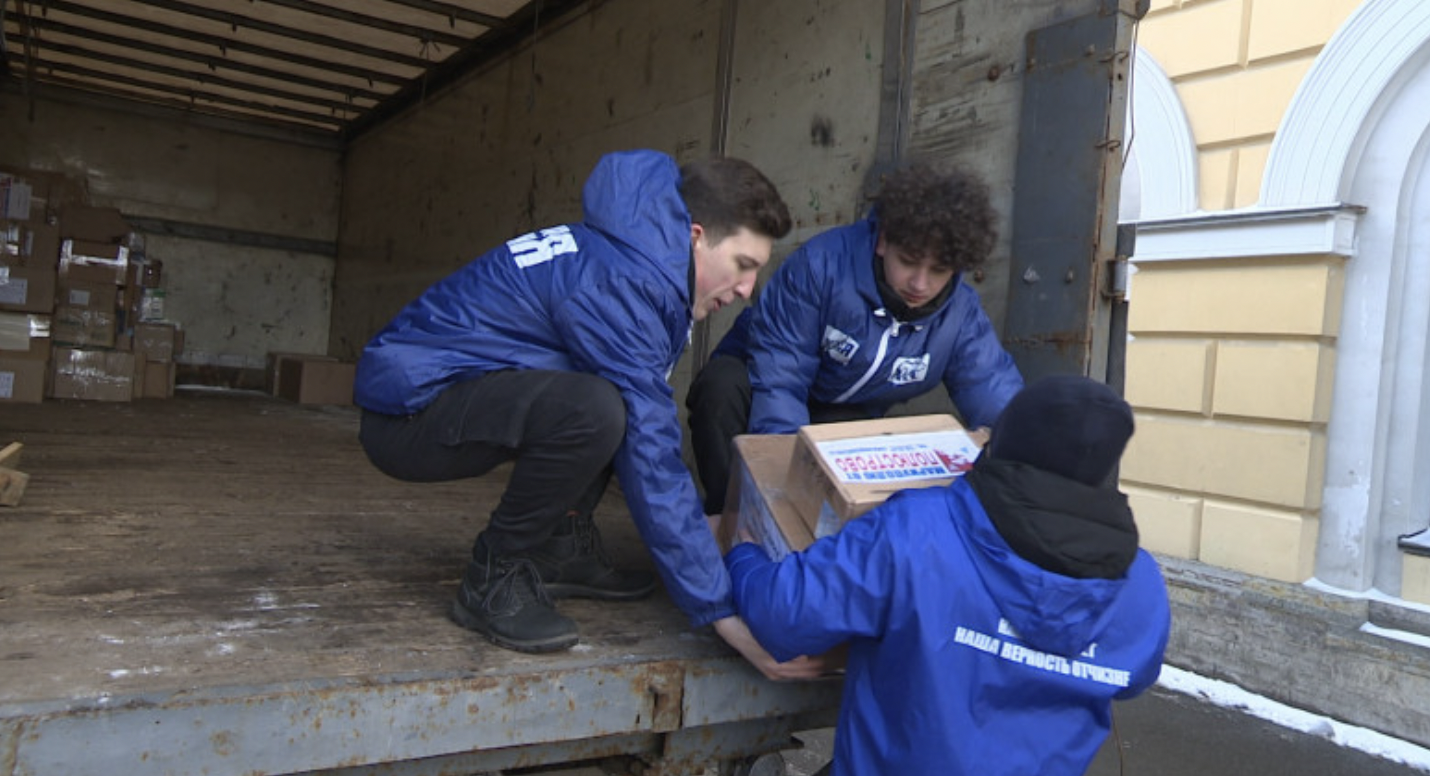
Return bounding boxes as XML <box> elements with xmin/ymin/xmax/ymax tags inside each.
<box><xmin>952</xmin><ymin>469</ymin><xmax>1137</xmax><ymax>657</ymax></box>
<box><xmin>582</xmin><ymin>150</ymin><xmax>693</xmax><ymax>302</ymax></box>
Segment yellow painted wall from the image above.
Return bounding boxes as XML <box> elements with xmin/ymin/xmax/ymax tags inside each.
<box><xmin>1123</xmin><ymin>3</ymin><xmax>1368</xmax><ymax>584</ymax></box>
<box><xmin>1123</xmin><ymin>255</ymin><xmax>1343</xmax><ymax>582</ymax></box>
<box><xmin>1139</xmin><ymin>0</ymin><xmax>1364</xmax><ymax>209</ymax></box>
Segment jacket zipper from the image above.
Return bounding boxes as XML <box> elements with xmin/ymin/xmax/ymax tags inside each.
<box><xmin>835</xmin><ymin>309</ymin><xmax>901</xmax><ymax>403</ymax></box>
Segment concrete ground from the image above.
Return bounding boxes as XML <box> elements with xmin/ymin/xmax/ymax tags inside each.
<box><xmin>775</xmin><ymin>686</ymin><xmax>1428</xmax><ymax>775</ymax></box>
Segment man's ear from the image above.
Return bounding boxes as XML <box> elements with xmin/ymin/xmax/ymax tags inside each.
<box><xmin>690</xmin><ymin>222</ymin><xmax>705</xmax><ymax>249</ymax></box>
<box><xmin>874</xmin><ymin>230</ymin><xmax>887</xmax><ymax>258</ymax></box>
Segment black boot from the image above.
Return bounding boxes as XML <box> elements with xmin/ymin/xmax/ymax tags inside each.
<box><xmin>521</xmin><ymin>512</ymin><xmax>658</xmax><ymax>601</ymax></box>
<box><xmin>450</xmin><ymin>551</ymin><xmax>579</xmax><ymax>653</ymax></box>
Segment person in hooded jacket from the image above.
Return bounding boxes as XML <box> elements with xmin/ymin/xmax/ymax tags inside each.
<box><xmin>724</xmin><ymin>375</ymin><xmax>1171</xmax><ymax>776</ymax></box>
<box><xmin>355</xmin><ymin>149</ymin><xmax>825</xmax><ymax>678</ymax></box>
<box><xmin>686</xmin><ymin>163</ymin><xmax>1024</xmax><ymax>515</ymax></box>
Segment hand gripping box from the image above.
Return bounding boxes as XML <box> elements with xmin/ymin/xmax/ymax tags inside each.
<box><xmin>784</xmin><ymin>414</ymin><xmax>982</xmax><ymax>540</ymax></box>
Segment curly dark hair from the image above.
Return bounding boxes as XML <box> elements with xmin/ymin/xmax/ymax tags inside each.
<box><xmin>679</xmin><ymin>157</ymin><xmax>793</xmax><ymax>244</ymax></box>
<box><xmin>874</xmin><ymin>163</ymin><xmax>997</xmax><ymax>273</ymax></box>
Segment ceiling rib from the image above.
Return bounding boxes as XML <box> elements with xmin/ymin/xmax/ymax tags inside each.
<box><xmin>1</xmin><ymin>0</ymin><xmax>591</xmax><ymax>139</ymax></box>
<box><xmin>33</xmin><ymin>39</ymin><xmax>367</xmax><ymax>115</ymax></box>
<box><xmin>20</xmin><ymin>2</ymin><xmax>411</xmax><ymax>87</ymax></box>
<box><xmin>122</xmin><ymin>0</ymin><xmax>435</xmax><ymax>70</ymax></box>
<box><xmin>17</xmin><ymin>16</ymin><xmax>389</xmax><ymax>102</ymax></box>
<box><xmin>32</xmin><ymin>60</ymin><xmax>346</xmax><ymax>127</ymax></box>
<box><xmin>370</xmin><ymin>0</ymin><xmax>511</xmax><ymax>30</ymax></box>
<box><xmin>252</xmin><ymin>0</ymin><xmax>473</xmax><ymax>50</ymax></box>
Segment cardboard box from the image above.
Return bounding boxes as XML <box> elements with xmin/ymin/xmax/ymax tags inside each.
<box><xmin>0</xmin><ymin>263</ymin><xmax>57</xmax><ymax>314</ymax></box>
<box><xmin>266</xmin><ymin>351</ymin><xmax>336</xmax><ymax>395</ymax></box>
<box><xmin>134</xmin><ymin>322</ymin><xmax>178</xmax><ymax>362</ymax></box>
<box><xmin>2</xmin><ymin>222</ymin><xmax>60</xmax><ymax>269</ymax></box>
<box><xmin>50</xmin><ymin>348</ymin><xmax>134</xmax><ymax>401</ymax></box>
<box><xmin>277</xmin><ymin>357</ymin><xmax>355</xmax><ymax>405</ymax></box>
<box><xmin>0</xmin><ymin>312</ymin><xmax>51</xmax><ymax>358</ymax></box>
<box><xmin>0</xmin><ymin>356</ymin><xmax>47</xmax><ymax>403</ymax></box>
<box><xmin>1</xmin><ymin>177</ymin><xmax>33</xmax><ymax>222</ymax></box>
<box><xmin>58</xmin><ymin>279</ymin><xmax>119</xmax><ymax>312</ymax></box>
<box><xmin>725</xmin><ymin>434</ymin><xmax>816</xmax><ymax>561</ymax></box>
<box><xmin>52</xmin><ymin>305</ymin><xmax>117</xmax><ymax>348</ymax></box>
<box><xmin>60</xmin><ymin>240</ymin><xmax>128</xmax><ymax>286</ymax></box>
<box><xmin>139</xmin><ymin>358</ymin><xmax>175</xmax><ymax>399</ymax></box>
<box><xmin>0</xmin><ymin>165</ymin><xmax>85</xmax><ymax>225</ymax></box>
<box><xmin>785</xmin><ymin>414</ymin><xmax>982</xmax><ymax>540</ymax></box>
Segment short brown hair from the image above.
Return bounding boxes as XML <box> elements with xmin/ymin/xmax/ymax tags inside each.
<box><xmin>875</xmin><ymin>164</ymin><xmax>997</xmax><ymax>273</ymax></box>
<box><xmin>679</xmin><ymin>157</ymin><xmax>793</xmax><ymax>243</ymax></box>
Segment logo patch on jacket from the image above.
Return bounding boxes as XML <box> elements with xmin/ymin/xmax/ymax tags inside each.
<box><xmin>508</xmin><ymin>226</ymin><xmax>579</xmax><ymax>268</ymax></box>
<box><xmin>822</xmin><ymin>326</ymin><xmax>859</xmax><ymax>364</ymax></box>
<box><xmin>889</xmin><ymin>354</ymin><xmax>930</xmax><ymax>385</ymax></box>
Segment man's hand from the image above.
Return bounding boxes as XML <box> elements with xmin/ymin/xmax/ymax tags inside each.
<box><xmin>969</xmin><ymin>426</ymin><xmax>992</xmax><ymax>448</ymax></box>
<box><xmin>712</xmin><ymin>616</ymin><xmax>829</xmax><ymax>681</ymax></box>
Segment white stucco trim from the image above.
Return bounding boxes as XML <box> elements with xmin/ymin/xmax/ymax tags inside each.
<box><xmin>1262</xmin><ymin>0</ymin><xmax>1430</xmax><ymax>206</ymax></box>
<box><xmin>1129</xmin><ymin>206</ymin><xmax>1360</xmax><ymax>263</ymax></box>
<box><xmin>1316</xmin><ymin>55</ymin><xmax>1430</xmax><ymax>594</ymax></box>
<box><xmin>1122</xmin><ymin>48</ymin><xmax>1198</xmax><ymax>220</ymax></box>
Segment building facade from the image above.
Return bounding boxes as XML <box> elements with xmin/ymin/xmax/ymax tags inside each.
<box><xmin>1123</xmin><ymin>0</ymin><xmax>1430</xmax><ymax>609</ymax></box>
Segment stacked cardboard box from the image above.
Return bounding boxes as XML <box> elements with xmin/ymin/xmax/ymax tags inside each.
<box><xmin>0</xmin><ymin>167</ymin><xmax>185</xmax><ymax>403</ymax></box>
<box><xmin>0</xmin><ymin>169</ymin><xmax>61</xmax><ymax>404</ymax></box>
<box><xmin>0</xmin><ymin>312</ymin><xmax>51</xmax><ymax>404</ymax></box>
<box><xmin>50</xmin><ymin>205</ymin><xmax>137</xmax><ymax>401</ymax></box>
<box><xmin>729</xmin><ymin>414</ymin><xmax>982</xmax><ymax>560</ymax></box>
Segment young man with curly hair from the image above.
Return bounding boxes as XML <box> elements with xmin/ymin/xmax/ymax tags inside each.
<box><xmin>355</xmin><ymin>150</ymin><xmax>826</xmax><ymax>677</ymax></box>
<box><xmin>686</xmin><ymin>163</ymin><xmax>1025</xmax><ymax>514</ymax></box>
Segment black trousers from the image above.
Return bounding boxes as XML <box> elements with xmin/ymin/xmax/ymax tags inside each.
<box><xmin>685</xmin><ymin>354</ymin><xmax>870</xmax><ymax>514</ymax></box>
<box><xmin>359</xmin><ymin>370</ymin><xmax>625</xmax><ymax>558</ymax></box>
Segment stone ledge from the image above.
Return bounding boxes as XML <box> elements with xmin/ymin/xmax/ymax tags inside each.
<box><xmin>1160</xmin><ymin>554</ymin><xmax>1430</xmax><ymax>747</ymax></box>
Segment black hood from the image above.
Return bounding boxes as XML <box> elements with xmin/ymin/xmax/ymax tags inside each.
<box><xmin>985</xmin><ymin>374</ymin><xmax>1134</xmax><ymax>488</ymax></box>
<box><xmin>966</xmin><ymin>458</ymin><xmax>1138</xmax><ymax>579</ymax></box>
<box><xmin>969</xmin><ymin>374</ymin><xmax>1139</xmax><ymax>578</ymax></box>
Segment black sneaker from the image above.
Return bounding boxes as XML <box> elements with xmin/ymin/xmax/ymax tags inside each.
<box><xmin>450</xmin><ymin>556</ymin><xmax>579</xmax><ymax>653</ymax></box>
<box><xmin>521</xmin><ymin>513</ymin><xmax>658</xmax><ymax>601</ymax></box>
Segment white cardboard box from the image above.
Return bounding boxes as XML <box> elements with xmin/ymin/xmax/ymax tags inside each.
<box><xmin>784</xmin><ymin>414</ymin><xmax>982</xmax><ymax>540</ymax></box>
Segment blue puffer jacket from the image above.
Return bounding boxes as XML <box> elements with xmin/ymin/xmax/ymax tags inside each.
<box><xmin>714</xmin><ymin>217</ymin><xmax>1023</xmax><ymax>433</ymax></box>
<box><xmin>354</xmin><ymin>150</ymin><xmax>733</xmax><ymax>627</ymax></box>
<box><xmin>727</xmin><ymin>478</ymin><xmax>1170</xmax><ymax>776</ymax></box>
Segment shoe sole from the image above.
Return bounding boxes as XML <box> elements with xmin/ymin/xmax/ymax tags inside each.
<box><xmin>544</xmin><ymin>581</ymin><xmax>657</xmax><ymax>601</ymax></box>
<box><xmin>448</xmin><ymin>599</ymin><xmax>579</xmax><ymax>654</ymax></box>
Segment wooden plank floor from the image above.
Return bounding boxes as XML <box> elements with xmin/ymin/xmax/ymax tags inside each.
<box><xmin>0</xmin><ymin>389</ymin><xmax>723</xmax><ymax>709</ymax></box>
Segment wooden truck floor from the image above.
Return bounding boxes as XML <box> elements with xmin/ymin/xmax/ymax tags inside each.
<box><xmin>0</xmin><ymin>390</ymin><xmax>840</xmax><ymax>776</ymax></box>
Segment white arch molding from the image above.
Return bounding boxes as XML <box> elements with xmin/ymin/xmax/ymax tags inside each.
<box><xmin>1120</xmin><ymin>48</ymin><xmax>1198</xmax><ymax>221</ymax></box>
<box><xmin>1261</xmin><ymin>0</ymin><xmax>1430</xmax><ymax>593</ymax></box>
<box><xmin>1262</xmin><ymin>0</ymin><xmax>1430</xmax><ymax>206</ymax></box>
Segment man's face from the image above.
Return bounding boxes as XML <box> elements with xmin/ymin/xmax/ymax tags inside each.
<box><xmin>691</xmin><ymin>224</ymin><xmax>773</xmax><ymax>321</ymax></box>
<box><xmin>876</xmin><ymin>232</ymin><xmax>955</xmax><ymax>308</ymax></box>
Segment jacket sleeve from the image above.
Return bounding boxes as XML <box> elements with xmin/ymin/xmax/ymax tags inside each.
<box><xmin>746</xmin><ymin>249</ymin><xmax>827</xmax><ymax>434</ymax></box>
<box><xmin>725</xmin><ymin>506</ymin><xmax>899</xmax><ymax>661</ymax></box>
<box><xmin>942</xmin><ymin>288</ymin><xmax>1025</xmax><ymax>429</ymax></box>
<box><xmin>555</xmin><ymin>278</ymin><xmax>735</xmax><ymax>628</ymax></box>
<box><xmin>1114</xmin><ymin>551</ymin><xmax>1172</xmax><ymax>700</ymax></box>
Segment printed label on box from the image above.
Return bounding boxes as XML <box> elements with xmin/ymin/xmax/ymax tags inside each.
<box><xmin>0</xmin><ymin>277</ymin><xmax>27</xmax><ymax>306</ymax></box>
<box><xmin>67</xmin><ymin>288</ymin><xmax>91</xmax><ymax>306</ymax></box>
<box><xmin>0</xmin><ymin>371</ymin><xmax>12</xmax><ymax>399</ymax></box>
<box><xmin>815</xmin><ymin>430</ymin><xmax>979</xmax><ymax>484</ymax></box>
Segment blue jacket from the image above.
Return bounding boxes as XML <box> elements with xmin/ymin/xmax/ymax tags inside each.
<box><xmin>726</xmin><ymin>479</ymin><xmax>1170</xmax><ymax>776</ymax></box>
<box><xmin>354</xmin><ymin>150</ymin><xmax>733</xmax><ymax>627</ymax></box>
<box><xmin>714</xmin><ymin>218</ymin><xmax>1023</xmax><ymax>433</ymax></box>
